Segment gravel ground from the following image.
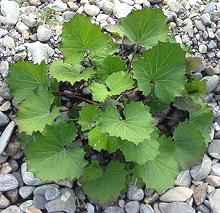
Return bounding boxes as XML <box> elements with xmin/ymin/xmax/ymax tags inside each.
<box><xmin>0</xmin><ymin>0</ymin><xmax>220</xmax><ymax>212</ymax></box>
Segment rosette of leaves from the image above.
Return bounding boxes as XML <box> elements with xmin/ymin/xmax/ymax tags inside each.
<box><xmin>8</xmin><ymin>8</ymin><xmax>212</xmax><ymax>207</ymax></box>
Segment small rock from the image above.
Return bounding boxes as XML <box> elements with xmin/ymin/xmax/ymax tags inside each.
<box><xmin>26</xmin><ymin>206</ymin><xmax>43</xmax><ymax>213</ymax></box>
<box><xmin>85</xmin><ymin>203</ymin><xmax>95</xmax><ymax>213</ymax></box>
<box><xmin>199</xmin><ymin>44</ymin><xmax>207</xmax><ymax>53</ymax></box>
<box><xmin>0</xmin><ymin>111</ymin><xmax>9</xmax><ymax>127</ymax></box>
<box><xmin>45</xmin><ymin>187</ymin><xmax>60</xmax><ymax>201</ymax></box>
<box><xmin>206</xmin><ymin>175</ymin><xmax>220</xmax><ymax>187</ymax></box>
<box><xmin>190</xmin><ymin>155</ymin><xmax>212</xmax><ymax>181</ymax></box>
<box><xmin>16</xmin><ymin>22</ymin><xmax>29</xmax><ymax>33</ymax></box>
<box><xmin>144</xmin><ymin>192</ymin><xmax>159</xmax><ymax>204</ymax></box>
<box><xmin>5</xmin><ymin>189</ymin><xmax>18</xmax><ymax>204</ymax></box>
<box><xmin>113</xmin><ymin>3</ymin><xmax>133</xmax><ymax>18</ymax></box>
<box><xmin>127</xmin><ymin>185</ymin><xmax>144</xmax><ymax>201</ymax></box>
<box><xmin>175</xmin><ymin>170</ymin><xmax>191</xmax><ymax>187</ymax></box>
<box><xmin>209</xmin><ymin>189</ymin><xmax>220</xmax><ymax>213</ymax></box>
<box><xmin>0</xmin><ymin>121</ymin><xmax>15</xmax><ymax>155</ymax></box>
<box><xmin>208</xmin><ymin>140</ymin><xmax>220</xmax><ymax>159</ymax></box>
<box><xmin>202</xmin><ymin>75</ymin><xmax>219</xmax><ymax>93</ymax></box>
<box><xmin>1</xmin><ymin>205</ymin><xmax>22</xmax><ymax>213</ymax></box>
<box><xmin>159</xmin><ymin>202</ymin><xmax>195</xmax><ymax>213</ymax></box>
<box><xmin>102</xmin><ymin>1</ymin><xmax>114</xmax><ymax>14</ymax></box>
<box><xmin>0</xmin><ymin>61</ymin><xmax>9</xmax><ymax>78</ymax></box>
<box><xmin>204</xmin><ymin>2</ymin><xmax>217</xmax><ymax>13</ymax></box>
<box><xmin>51</xmin><ymin>0</ymin><xmax>68</xmax><ymax>12</ymax></box>
<box><xmin>63</xmin><ymin>11</ymin><xmax>75</xmax><ymax>20</ymax></box>
<box><xmin>0</xmin><ymin>193</ymin><xmax>10</xmax><ymax>208</ymax></box>
<box><xmin>2</xmin><ymin>36</ymin><xmax>15</xmax><ymax>49</ymax></box>
<box><xmin>19</xmin><ymin>186</ymin><xmax>35</xmax><ymax>199</ymax></box>
<box><xmin>20</xmin><ymin>14</ymin><xmax>36</xmax><ymax>28</ymax></box>
<box><xmin>140</xmin><ymin>204</ymin><xmax>154</xmax><ymax>213</ymax></box>
<box><xmin>37</xmin><ymin>26</ymin><xmax>52</xmax><ymax>42</ymax></box>
<box><xmin>84</xmin><ymin>4</ymin><xmax>100</xmax><ymax>16</ymax></box>
<box><xmin>167</xmin><ymin>0</ymin><xmax>184</xmax><ymax>13</ymax></box>
<box><xmin>193</xmin><ymin>183</ymin><xmax>207</xmax><ymax>205</ymax></box>
<box><xmin>125</xmin><ymin>201</ymin><xmax>140</xmax><ymax>213</ymax></box>
<box><xmin>104</xmin><ymin>206</ymin><xmax>125</xmax><ymax>213</ymax></box>
<box><xmin>19</xmin><ymin>200</ymin><xmax>34</xmax><ymax>211</ymax></box>
<box><xmin>195</xmin><ymin>20</ymin><xmax>206</xmax><ymax>31</ymax></box>
<box><xmin>0</xmin><ymin>174</ymin><xmax>18</xmax><ymax>191</ymax></box>
<box><xmin>29</xmin><ymin>0</ymin><xmax>41</xmax><ymax>6</ymax></box>
<box><xmin>0</xmin><ymin>101</ymin><xmax>11</xmax><ymax>111</ymax></box>
<box><xmin>159</xmin><ymin>187</ymin><xmax>193</xmax><ymax>202</ymax></box>
<box><xmin>201</xmin><ymin>13</ymin><xmax>211</xmax><ymax>26</ymax></box>
<box><xmin>211</xmin><ymin>163</ymin><xmax>220</xmax><ymax>177</ymax></box>
<box><xmin>34</xmin><ymin>194</ymin><xmax>47</xmax><ymax>210</ymax></box>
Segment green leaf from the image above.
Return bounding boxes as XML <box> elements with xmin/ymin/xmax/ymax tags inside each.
<box><xmin>88</xmin><ymin>126</ymin><xmax>119</xmax><ymax>153</ymax></box>
<box><xmin>185</xmin><ymin>80</ymin><xmax>206</xmax><ymax>94</ymax></box>
<box><xmin>138</xmin><ymin>136</ymin><xmax>178</xmax><ymax>191</ymax></box>
<box><xmin>100</xmin><ymin>102</ymin><xmax>154</xmax><ymax>144</ymax></box>
<box><xmin>49</xmin><ymin>60</ymin><xmax>95</xmax><ymax>85</ymax></box>
<box><xmin>16</xmin><ymin>86</ymin><xmax>60</xmax><ymax>135</ymax></box>
<box><xmin>174</xmin><ymin>122</ymin><xmax>205</xmax><ymax>169</ymax></box>
<box><xmin>97</xmin><ymin>55</ymin><xmax>127</xmax><ymax>81</ymax></box>
<box><xmin>90</xmin><ymin>71</ymin><xmax>133</xmax><ymax>102</ymax></box>
<box><xmin>26</xmin><ymin>121</ymin><xmax>87</xmax><ymax>181</ymax></box>
<box><xmin>120</xmin><ymin>8</ymin><xmax>169</xmax><ymax>49</ymax></box>
<box><xmin>61</xmin><ymin>14</ymin><xmax>113</xmax><ymax>65</ymax></box>
<box><xmin>78</xmin><ymin>104</ymin><xmax>101</xmax><ymax>131</ymax></box>
<box><xmin>18</xmin><ymin>132</ymin><xmax>41</xmax><ymax>151</ymax></box>
<box><xmin>7</xmin><ymin>61</ymin><xmax>48</xmax><ymax>103</ymax></box>
<box><xmin>81</xmin><ymin>161</ymin><xmax>128</xmax><ymax>206</ymax></box>
<box><xmin>133</xmin><ymin>42</ymin><xmax>186</xmax><ymax>103</ymax></box>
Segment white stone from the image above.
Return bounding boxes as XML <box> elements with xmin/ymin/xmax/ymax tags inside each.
<box><xmin>51</xmin><ymin>0</ymin><xmax>67</xmax><ymax>12</ymax></box>
<box><xmin>210</xmin><ymin>189</ymin><xmax>220</xmax><ymax>213</ymax></box>
<box><xmin>120</xmin><ymin>0</ymin><xmax>134</xmax><ymax>5</ymax></box>
<box><xmin>37</xmin><ymin>25</ymin><xmax>52</xmax><ymax>42</ymax></box>
<box><xmin>16</xmin><ymin>22</ymin><xmax>29</xmax><ymax>33</ymax></box>
<box><xmin>2</xmin><ymin>36</ymin><xmax>15</xmax><ymax>49</ymax></box>
<box><xmin>102</xmin><ymin>0</ymin><xmax>114</xmax><ymax>14</ymax></box>
<box><xmin>113</xmin><ymin>2</ymin><xmax>133</xmax><ymax>18</ymax></box>
<box><xmin>84</xmin><ymin>4</ymin><xmax>100</xmax><ymax>16</ymax></box>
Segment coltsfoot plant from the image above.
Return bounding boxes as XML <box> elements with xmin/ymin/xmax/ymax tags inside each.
<box><xmin>8</xmin><ymin>8</ymin><xmax>212</xmax><ymax>206</ymax></box>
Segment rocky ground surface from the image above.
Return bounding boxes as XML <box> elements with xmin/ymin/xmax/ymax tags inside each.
<box><xmin>0</xmin><ymin>0</ymin><xmax>220</xmax><ymax>212</ymax></box>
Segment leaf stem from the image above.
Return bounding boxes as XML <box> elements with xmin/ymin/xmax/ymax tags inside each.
<box><xmin>128</xmin><ymin>44</ymin><xmax>138</xmax><ymax>70</ymax></box>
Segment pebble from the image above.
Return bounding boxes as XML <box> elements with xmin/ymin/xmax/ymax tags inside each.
<box><xmin>125</xmin><ymin>201</ymin><xmax>140</xmax><ymax>213</ymax></box>
<box><xmin>0</xmin><ymin>174</ymin><xmax>18</xmax><ymax>191</ymax></box>
<box><xmin>199</xmin><ymin>44</ymin><xmax>207</xmax><ymax>53</ymax></box>
<box><xmin>104</xmin><ymin>206</ymin><xmax>125</xmax><ymax>213</ymax></box>
<box><xmin>113</xmin><ymin>3</ymin><xmax>133</xmax><ymax>18</ymax></box>
<box><xmin>140</xmin><ymin>204</ymin><xmax>154</xmax><ymax>213</ymax></box>
<box><xmin>167</xmin><ymin>0</ymin><xmax>184</xmax><ymax>13</ymax></box>
<box><xmin>34</xmin><ymin>194</ymin><xmax>47</xmax><ymax>210</ymax></box>
<box><xmin>175</xmin><ymin>170</ymin><xmax>191</xmax><ymax>187</ymax></box>
<box><xmin>0</xmin><ymin>111</ymin><xmax>9</xmax><ymax>127</ymax></box>
<box><xmin>0</xmin><ymin>121</ymin><xmax>15</xmax><ymax>155</ymax></box>
<box><xmin>208</xmin><ymin>140</ymin><xmax>220</xmax><ymax>159</ymax></box>
<box><xmin>190</xmin><ymin>155</ymin><xmax>212</xmax><ymax>181</ymax></box>
<box><xmin>2</xmin><ymin>36</ymin><xmax>15</xmax><ymax>49</ymax></box>
<box><xmin>193</xmin><ymin>183</ymin><xmax>207</xmax><ymax>205</ymax></box>
<box><xmin>0</xmin><ymin>101</ymin><xmax>11</xmax><ymax>111</ymax></box>
<box><xmin>127</xmin><ymin>185</ymin><xmax>144</xmax><ymax>201</ymax></box>
<box><xmin>37</xmin><ymin>26</ymin><xmax>53</xmax><ymax>42</ymax></box>
<box><xmin>52</xmin><ymin>0</ymin><xmax>68</xmax><ymax>12</ymax></box>
<box><xmin>201</xmin><ymin>13</ymin><xmax>211</xmax><ymax>26</ymax></box>
<box><xmin>85</xmin><ymin>203</ymin><xmax>95</xmax><ymax>213</ymax></box>
<box><xmin>19</xmin><ymin>200</ymin><xmax>33</xmax><ymax>211</ymax></box>
<box><xmin>211</xmin><ymin>163</ymin><xmax>220</xmax><ymax>177</ymax></box>
<box><xmin>45</xmin><ymin>187</ymin><xmax>60</xmax><ymax>201</ymax></box>
<box><xmin>159</xmin><ymin>187</ymin><xmax>193</xmax><ymax>202</ymax></box>
<box><xmin>202</xmin><ymin>75</ymin><xmax>219</xmax><ymax>94</ymax></box>
<box><xmin>0</xmin><ymin>193</ymin><xmax>10</xmax><ymax>209</ymax></box>
<box><xmin>102</xmin><ymin>1</ymin><xmax>114</xmax><ymax>14</ymax></box>
<box><xmin>206</xmin><ymin>175</ymin><xmax>220</xmax><ymax>187</ymax></box>
<box><xmin>209</xmin><ymin>189</ymin><xmax>220</xmax><ymax>213</ymax></box>
<box><xmin>19</xmin><ymin>186</ymin><xmax>35</xmax><ymax>199</ymax></box>
<box><xmin>84</xmin><ymin>4</ymin><xmax>100</xmax><ymax>16</ymax></box>
<box><xmin>159</xmin><ymin>202</ymin><xmax>195</xmax><ymax>213</ymax></box>
<box><xmin>1</xmin><ymin>205</ymin><xmax>22</xmax><ymax>213</ymax></box>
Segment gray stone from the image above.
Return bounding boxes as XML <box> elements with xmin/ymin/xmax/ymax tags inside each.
<box><xmin>140</xmin><ymin>204</ymin><xmax>154</xmax><ymax>213</ymax></box>
<box><xmin>19</xmin><ymin>200</ymin><xmax>34</xmax><ymax>211</ymax></box>
<box><xmin>127</xmin><ymin>185</ymin><xmax>144</xmax><ymax>201</ymax></box>
<box><xmin>148</xmin><ymin>0</ymin><xmax>162</xmax><ymax>2</ymax></box>
<box><xmin>21</xmin><ymin>162</ymin><xmax>42</xmax><ymax>186</ymax></box>
<box><xmin>0</xmin><ymin>111</ymin><xmax>9</xmax><ymax>126</ymax></box>
<box><xmin>1</xmin><ymin>205</ymin><xmax>22</xmax><ymax>213</ymax></box>
<box><xmin>85</xmin><ymin>203</ymin><xmax>95</xmax><ymax>213</ymax></box>
<box><xmin>159</xmin><ymin>202</ymin><xmax>195</xmax><ymax>213</ymax></box>
<box><xmin>0</xmin><ymin>61</ymin><xmax>9</xmax><ymax>78</ymax></box>
<box><xmin>102</xmin><ymin>1</ymin><xmax>114</xmax><ymax>14</ymax></box>
<box><xmin>125</xmin><ymin>201</ymin><xmax>140</xmax><ymax>213</ymax></box>
<box><xmin>34</xmin><ymin>194</ymin><xmax>47</xmax><ymax>209</ymax></box>
<box><xmin>202</xmin><ymin>75</ymin><xmax>219</xmax><ymax>94</ymax></box>
<box><xmin>104</xmin><ymin>206</ymin><xmax>125</xmax><ymax>213</ymax></box>
<box><xmin>190</xmin><ymin>155</ymin><xmax>212</xmax><ymax>181</ymax></box>
<box><xmin>37</xmin><ymin>26</ymin><xmax>52</xmax><ymax>42</ymax></box>
<box><xmin>63</xmin><ymin>11</ymin><xmax>75</xmax><ymax>20</ymax></box>
<box><xmin>195</xmin><ymin>20</ymin><xmax>206</xmax><ymax>31</ymax></box>
<box><xmin>144</xmin><ymin>192</ymin><xmax>159</xmax><ymax>204</ymax></box>
<box><xmin>45</xmin><ymin>187</ymin><xmax>60</xmax><ymax>201</ymax></box>
<box><xmin>204</xmin><ymin>2</ymin><xmax>217</xmax><ymax>13</ymax></box>
<box><xmin>51</xmin><ymin>0</ymin><xmax>67</xmax><ymax>12</ymax></box>
<box><xmin>215</xmin><ymin>29</ymin><xmax>220</xmax><ymax>41</ymax></box>
<box><xmin>167</xmin><ymin>0</ymin><xmax>184</xmax><ymax>13</ymax></box>
<box><xmin>208</xmin><ymin>40</ymin><xmax>217</xmax><ymax>49</ymax></box>
<box><xmin>201</xmin><ymin>13</ymin><xmax>211</xmax><ymax>25</ymax></box>
<box><xmin>84</xmin><ymin>4</ymin><xmax>100</xmax><ymax>16</ymax></box>
<box><xmin>211</xmin><ymin>163</ymin><xmax>220</xmax><ymax>176</ymax></box>
<box><xmin>197</xmin><ymin>204</ymin><xmax>211</xmax><ymax>213</ymax></box>
<box><xmin>19</xmin><ymin>186</ymin><xmax>35</xmax><ymax>199</ymax></box>
<box><xmin>0</xmin><ymin>29</ymin><xmax>8</xmax><ymax>38</ymax></box>
<box><xmin>0</xmin><ymin>174</ymin><xmax>18</xmax><ymax>191</ymax></box>
<box><xmin>0</xmin><ymin>0</ymin><xmax>19</xmax><ymax>25</ymax></box>
<box><xmin>208</xmin><ymin>140</ymin><xmax>220</xmax><ymax>159</ymax></box>
<box><xmin>20</xmin><ymin>14</ymin><xmax>36</xmax><ymax>28</ymax></box>
<box><xmin>0</xmin><ymin>193</ymin><xmax>10</xmax><ymax>208</ymax></box>
<box><xmin>16</xmin><ymin>22</ymin><xmax>29</xmax><ymax>33</ymax></box>
<box><xmin>199</xmin><ymin>44</ymin><xmax>207</xmax><ymax>53</ymax></box>
<box><xmin>206</xmin><ymin>175</ymin><xmax>220</xmax><ymax>187</ymax></box>
<box><xmin>45</xmin><ymin>188</ymin><xmax>76</xmax><ymax>213</ymax></box>
<box><xmin>175</xmin><ymin>170</ymin><xmax>191</xmax><ymax>187</ymax></box>
<box><xmin>210</xmin><ymin>189</ymin><xmax>220</xmax><ymax>213</ymax></box>
<box><xmin>193</xmin><ymin>183</ymin><xmax>207</xmax><ymax>205</ymax></box>
<box><xmin>159</xmin><ymin>187</ymin><xmax>193</xmax><ymax>202</ymax></box>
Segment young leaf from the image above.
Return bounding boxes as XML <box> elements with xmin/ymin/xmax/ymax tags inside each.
<box><xmin>90</xmin><ymin>71</ymin><xmax>134</xmax><ymax>102</ymax></box>
<box><xmin>174</xmin><ymin>122</ymin><xmax>205</xmax><ymax>169</ymax></box>
<box><xmin>49</xmin><ymin>60</ymin><xmax>95</xmax><ymax>85</ymax></box>
<box><xmin>61</xmin><ymin>14</ymin><xmax>114</xmax><ymax>64</ymax></box>
<box><xmin>16</xmin><ymin>86</ymin><xmax>59</xmax><ymax>135</ymax></box>
<box><xmin>120</xmin><ymin>8</ymin><xmax>169</xmax><ymax>49</ymax></box>
<box><xmin>81</xmin><ymin>161</ymin><xmax>128</xmax><ymax>206</ymax></box>
<box><xmin>185</xmin><ymin>79</ymin><xmax>206</xmax><ymax>94</ymax></box>
<box><xmin>26</xmin><ymin>121</ymin><xmax>87</xmax><ymax>181</ymax></box>
<box><xmin>100</xmin><ymin>102</ymin><xmax>154</xmax><ymax>144</ymax></box>
<box><xmin>138</xmin><ymin>136</ymin><xmax>178</xmax><ymax>191</ymax></box>
<box><xmin>97</xmin><ymin>55</ymin><xmax>127</xmax><ymax>81</ymax></box>
<box><xmin>78</xmin><ymin>104</ymin><xmax>102</xmax><ymax>131</ymax></box>
<box><xmin>88</xmin><ymin>126</ymin><xmax>119</xmax><ymax>153</ymax></box>
<box><xmin>7</xmin><ymin>61</ymin><xmax>48</xmax><ymax>103</ymax></box>
<box><xmin>133</xmin><ymin>42</ymin><xmax>186</xmax><ymax>103</ymax></box>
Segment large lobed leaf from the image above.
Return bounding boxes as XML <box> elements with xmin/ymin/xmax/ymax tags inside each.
<box><xmin>81</xmin><ymin>161</ymin><xmax>128</xmax><ymax>206</ymax></box>
<box><xmin>120</xmin><ymin>8</ymin><xmax>169</xmax><ymax>49</ymax></box>
<box><xmin>61</xmin><ymin>14</ymin><xmax>114</xmax><ymax>65</ymax></box>
<box><xmin>7</xmin><ymin>61</ymin><xmax>48</xmax><ymax>103</ymax></box>
<box><xmin>26</xmin><ymin>121</ymin><xmax>87</xmax><ymax>181</ymax></box>
<box><xmin>16</xmin><ymin>86</ymin><xmax>59</xmax><ymax>135</ymax></box>
<box><xmin>100</xmin><ymin>102</ymin><xmax>155</xmax><ymax>144</ymax></box>
<box><xmin>133</xmin><ymin>42</ymin><xmax>186</xmax><ymax>103</ymax></box>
